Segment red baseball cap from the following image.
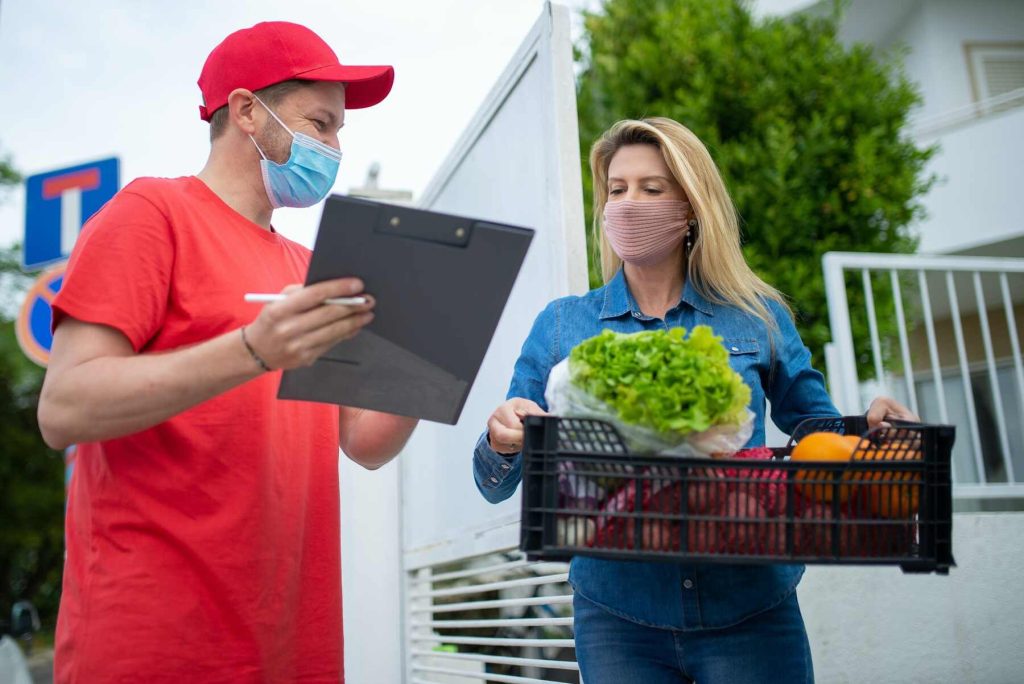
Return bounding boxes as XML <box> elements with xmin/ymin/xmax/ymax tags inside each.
<box><xmin>197</xmin><ymin>21</ymin><xmax>394</xmax><ymax>121</ymax></box>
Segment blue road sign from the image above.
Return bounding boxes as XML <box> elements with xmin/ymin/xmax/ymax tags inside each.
<box><xmin>23</xmin><ymin>157</ymin><xmax>119</xmax><ymax>271</ymax></box>
<box><xmin>16</xmin><ymin>263</ymin><xmax>66</xmax><ymax>366</ymax></box>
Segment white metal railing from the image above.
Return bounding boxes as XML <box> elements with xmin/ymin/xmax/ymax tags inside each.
<box><xmin>823</xmin><ymin>252</ymin><xmax>1024</xmax><ymax>501</ymax></box>
<box><xmin>912</xmin><ymin>86</ymin><xmax>1024</xmax><ymax>139</ymax></box>
<box><xmin>406</xmin><ymin>551</ymin><xmax>579</xmax><ymax>684</ymax></box>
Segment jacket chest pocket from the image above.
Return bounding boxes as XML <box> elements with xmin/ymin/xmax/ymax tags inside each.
<box><xmin>724</xmin><ymin>339</ymin><xmax>762</xmax><ymax>394</ymax></box>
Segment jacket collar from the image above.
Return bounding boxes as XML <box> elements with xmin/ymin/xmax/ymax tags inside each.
<box><xmin>599</xmin><ymin>268</ymin><xmax>714</xmax><ymax>319</ymax></box>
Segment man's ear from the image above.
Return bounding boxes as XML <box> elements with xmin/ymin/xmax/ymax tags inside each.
<box><xmin>227</xmin><ymin>88</ymin><xmax>259</xmax><ymax>136</ymax></box>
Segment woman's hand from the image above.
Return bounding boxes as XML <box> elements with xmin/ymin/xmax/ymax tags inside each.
<box><xmin>866</xmin><ymin>396</ymin><xmax>920</xmax><ymax>429</ymax></box>
<box><xmin>487</xmin><ymin>398</ymin><xmax>548</xmax><ymax>455</ymax></box>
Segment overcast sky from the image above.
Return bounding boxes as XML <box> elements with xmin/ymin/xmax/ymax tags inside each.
<box><xmin>0</xmin><ymin>0</ymin><xmax>601</xmax><ymax>251</ymax></box>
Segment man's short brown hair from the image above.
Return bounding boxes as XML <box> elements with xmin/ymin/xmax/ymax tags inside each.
<box><xmin>208</xmin><ymin>80</ymin><xmax>313</xmax><ymax>142</ymax></box>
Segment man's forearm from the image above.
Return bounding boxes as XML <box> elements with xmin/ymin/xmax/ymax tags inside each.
<box><xmin>340</xmin><ymin>408</ymin><xmax>418</xmax><ymax>469</ymax></box>
<box><xmin>39</xmin><ymin>328</ymin><xmax>261</xmax><ymax>449</ymax></box>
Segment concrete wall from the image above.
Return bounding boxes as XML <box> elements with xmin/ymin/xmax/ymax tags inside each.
<box><xmin>801</xmin><ymin>512</ymin><xmax>1024</xmax><ymax>683</ymax></box>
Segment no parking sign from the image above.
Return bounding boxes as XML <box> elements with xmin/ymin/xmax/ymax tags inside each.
<box><xmin>15</xmin><ymin>262</ymin><xmax>66</xmax><ymax>366</ymax></box>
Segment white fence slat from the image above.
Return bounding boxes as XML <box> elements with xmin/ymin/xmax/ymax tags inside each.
<box><xmin>889</xmin><ymin>270</ymin><xmax>920</xmax><ymax>416</ymax></box>
<box><xmin>413</xmin><ymin>617</ymin><xmax>575</xmax><ymax>629</ymax></box>
<box><xmin>411</xmin><ymin>650</ymin><xmax>580</xmax><ymax>672</ymax></box>
<box><xmin>918</xmin><ymin>270</ymin><xmax>951</xmax><ymax>424</ymax></box>
<box><xmin>821</xmin><ymin>252</ymin><xmax>1024</xmax><ymax>274</ymax></box>
<box><xmin>413</xmin><ymin>560</ymin><xmax>533</xmax><ymax>585</ymax></box>
<box><xmin>412</xmin><ymin>635</ymin><xmax>576</xmax><ymax>649</ymax></box>
<box><xmin>823</xmin><ymin>253</ymin><xmax>860</xmax><ymax>413</ymax></box>
<box><xmin>945</xmin><ymin>271</ymin><xmax>986</xmax><ymax>483</ymax></box>
<box><xmin>406</xmin><ymin>566</ymin><xmax>434</xmax><ymax>684</ymax></box>
<box><xmin>410</xmin><ymin>573</ymin><xmax>570</xmax><ymax>600</ymax></box>
<box><xmin>412</xmin><ymin>667</ymin><xmax>567</xmax><ymax>684</ymax></box>
<box><xmin>862</xmin><ymin>269</ymin><xmax>886</xmax><ymax>387</ymax></box>
<box><xmin>412</xmin><ymin>595</ymin><xmax>573</xmax><ymax>614</ymax></box>
<box><xmin>973</xmin><ymin>272</ymin><xmax>1014</xmax><ymax>482</ymax></box>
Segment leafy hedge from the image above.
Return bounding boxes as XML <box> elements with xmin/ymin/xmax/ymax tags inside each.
<box><xmin>576</xmin><ymin>0</ymin><xmax>936</xmax><ymax>374</ymax></box>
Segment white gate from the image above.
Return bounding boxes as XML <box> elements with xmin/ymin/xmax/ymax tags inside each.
<box><xmin>823</xmin><ymin>251</ymin><xmax>1024</xmax><ymax>501</ymax></box>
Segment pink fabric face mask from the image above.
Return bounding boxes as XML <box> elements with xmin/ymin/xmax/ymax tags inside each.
<box><xmin>603</xmin><ymin>199</ymin><xmax>691</xmax><ymax>266</ymax></box>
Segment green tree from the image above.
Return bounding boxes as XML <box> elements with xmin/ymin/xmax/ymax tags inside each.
<box><xmin>0</xmin><ymin>147</ymin><xmax>65</xmax><ymax>634</ymax></box>
<box><xmin>576</xmin><ymin>0</ymin><xmax>935</xmax><ymax>373</ymax></box>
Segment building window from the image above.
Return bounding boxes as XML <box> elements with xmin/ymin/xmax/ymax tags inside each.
<box><xmin>965</xmin><ymin>42</ymin><xmax>1024</xmax><ymax>114</ymax></box>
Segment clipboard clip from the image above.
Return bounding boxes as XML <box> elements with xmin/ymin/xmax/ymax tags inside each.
<box><xmin>375</xmin><ymin>207</ymin><xmax>472</xmax><ymax>247</ymax></box>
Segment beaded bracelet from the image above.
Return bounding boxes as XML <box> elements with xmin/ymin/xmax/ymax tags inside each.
<box><xmin>240</xmin><ymin>326</ymin><xmax>272</xmax><ymax>372</ymax></box>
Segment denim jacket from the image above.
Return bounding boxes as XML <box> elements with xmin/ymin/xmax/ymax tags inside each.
<box><xmin>473</xmin><ymin>269</ymin><xmax>840</xmax><ymax>630</ymax></box>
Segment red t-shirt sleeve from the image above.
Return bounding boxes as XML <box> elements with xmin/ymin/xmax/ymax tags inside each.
<box><xmin>52</xmin><ymin>184</ymin><xmax>174</xmax><ymax>352</ymax></box>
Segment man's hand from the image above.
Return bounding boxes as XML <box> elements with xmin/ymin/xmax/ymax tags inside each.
<box><xmin>38</xmin><ymin>277</ymin><xmax>376</xmax><ymax>449</ymax></box>
<box><xmin>866</xmin><ymin>396</ymin><xmax>920</xmax><ymax>429</ymax></box>
<box><xmin>244</xmin><ymin>278</ymin><xmax>375</xmax><ymax>370</ymax></box>
<box><xmin>487</xmin><ymin>398</ymin><xmax>548</xmax><ymax>455</ymax></box>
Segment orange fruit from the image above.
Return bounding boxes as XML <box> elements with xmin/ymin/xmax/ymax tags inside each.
<box><xmin>791</xmin><ymin>432</ymin><xmax>857</xmax><ymax>503</ymax></box>
<box><xmin>841</xmin><ymin>435</ymin><xmax>872</xmax><ymax>504</ymax></box>
<box><xmin>852</xmin><ymin>443</ymin><xmax>923</xmax><ymax>518</ymax></box>
<box><xmin>841</xmin><ymin>435</ymin><xmax>863</xmax><ymax>450</ymax></box>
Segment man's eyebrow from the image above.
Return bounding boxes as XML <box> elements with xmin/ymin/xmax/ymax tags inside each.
<box><xmin>311</xmin><ymin>107</ymin><xmax>340</xmax><ymax>126</ymax></box>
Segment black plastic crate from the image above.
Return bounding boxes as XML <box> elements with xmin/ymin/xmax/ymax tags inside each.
<box><xmin>519</xmin><ymin>415</ymin><xmax>955</xmax><ymax>574</ymax></box>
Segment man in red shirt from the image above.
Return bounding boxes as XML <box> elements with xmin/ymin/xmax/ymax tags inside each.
<box><xmin>37</xmin><ymin>22</ymin><xmax>413</xmax><ymax>683</ymax></box>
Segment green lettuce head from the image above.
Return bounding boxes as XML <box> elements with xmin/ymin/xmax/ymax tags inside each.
<box><xmin>567</xmin><ymin>326</ymin><xmax>751</xmax><ymax>439</ymax></box>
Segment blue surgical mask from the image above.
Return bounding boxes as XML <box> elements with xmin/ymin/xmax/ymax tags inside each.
<box><xmin>250</xmin><ymin>95</ymin><xmax>342</xmax><ymax>209</ymax></box>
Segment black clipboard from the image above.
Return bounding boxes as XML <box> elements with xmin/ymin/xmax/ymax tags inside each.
<box><xmin>277</xmin><ymin>195</ymin><xmax>535</xmax><ymax>424</ymax></box>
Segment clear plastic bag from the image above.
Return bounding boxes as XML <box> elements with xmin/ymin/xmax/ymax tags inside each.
<box><xmin>545</xmin><ymin>358</ymin><xmax>754</xmax><ymax>458</ymax></box>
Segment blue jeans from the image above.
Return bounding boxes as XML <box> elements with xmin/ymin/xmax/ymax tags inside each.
<box><xmin>572</xmin><ymin>590</ymin><xmax>813</xmax><ymax>684</ymax></box>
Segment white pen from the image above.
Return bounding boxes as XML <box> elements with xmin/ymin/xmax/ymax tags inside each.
<box><xmin>244</xmin><ymin>293</ymin><xmax>368</xmax><ymax>306</ymax></box>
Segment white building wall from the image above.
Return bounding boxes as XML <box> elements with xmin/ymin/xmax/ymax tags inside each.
<box><xmin>801</xmin><ymin>513</ymin><xmax>1024</xmax><ymax>683</ymax></box>
<box><xmin>878</xmin><ymin>1</ymin><xmax>963</xmax><ymax>120</ymax></box>
<box><xmin>782</xmin><ymin>0</ymin><xmax>1024</xmax><ymax>255</ymax></box>
<box><xmin>884</xmin><ymin>3</ymin><xmax>941</xmax><ymax>117</ymax></box>
<box><xmin>824</xmin><ymin>0</ymin><xmax>1024</xmax><ymax>121</ymax></box>
<box><xmin>929</xmin><ymin>0</ymin><xmax>1022</xmax><ymax>101</ymax></box>
<box><xmin>916</xmin><ymin>107</ymin><xmax>1024</xmax><ymax>254</ymax></box>
<box><xmin>905</xmin><ymin>0</ymin><xmax>1024</xmax><ymax>255</ymax></box>
<box><xmin>914</xmin><ymin>0</ymin><xmax>1024</xmax><ymax>114</ymax></box>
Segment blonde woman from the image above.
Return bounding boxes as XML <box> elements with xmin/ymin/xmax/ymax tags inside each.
<box><xmin>473</xmin><ymin>118</ymin><xmax>916</xmax><ymax>682</ymax></box>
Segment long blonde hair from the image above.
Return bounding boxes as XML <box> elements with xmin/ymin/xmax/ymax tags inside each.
<box><xmin>590</xmin><ymin>117</ymin><xmax>790</xmax><ymax>329</ymax></box>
